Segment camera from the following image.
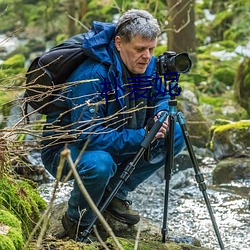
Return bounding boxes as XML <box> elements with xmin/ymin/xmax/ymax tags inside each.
<box><xmin>156</xmin><ymin>51</ymin><xmax>192</xmax><ymax>75</ymax></box>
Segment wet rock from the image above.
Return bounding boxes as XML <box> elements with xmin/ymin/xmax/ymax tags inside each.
<box><xmin>213</xmin><ymin>157</ymin><xmax>250</xmax><ymax>184</ymax></box>
<box><xmin>45</xmin><ymin>202</ymin><xmax>210</xmax><ymax>250</ymax></box>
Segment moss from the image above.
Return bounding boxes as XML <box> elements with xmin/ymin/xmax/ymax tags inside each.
<box><xmin>106</xmin><ymin>237</ymin><xmax>208</xmax><ymax>250</ymax></box>
<box><xmin>209</xmin><ymin>120</ymin><xmax>250</xmax><ymax>151</ymax></box>
<box><xmin>0</xmin><ymin>235</ymin><xmax>16</xmax><ymax>250</ymax></box>
<box><xmin>213</xmin><ymin>67</ymin><xmax>235</xmax><ymax>86</ymax></box>
<box><xmin>0</xmin><ymin>175</ymin><xmax>47</xmax><ymax>239</ymax></box>
<box><xmin>0</xmin><ymin>209</ymin><xmax>21</xmax><ymax>229</ymax></box>
<box><xmin>1</xmin><ymin>54</ymin><xmax>25</xmax><ymax>69</ymax></box>
<box><xmin>212</xmin><ymin>120</ymin><xmax>250</xmax><ymax>133</ymax></box>
<box><xmin>0</xmin><ymin>209</ymin><xmax>24</xmax><ymax>249</ymax></box>
<box><xmin>199</xmin><ymin>95</ymin><xmax>224</xmax><ymax>107</ymax></box>
<box><xmin>7</xmin><ymin>228</ymin><xmax>24</xmax><ymax>249</ymax></box>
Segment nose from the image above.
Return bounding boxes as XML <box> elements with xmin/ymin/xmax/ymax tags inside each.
<box><xmin>142</xmin><ymin>49</ymin><xmax>151</xmax><ymax>60</ymax></box>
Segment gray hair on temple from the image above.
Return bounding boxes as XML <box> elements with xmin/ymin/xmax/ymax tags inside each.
<box><xmin>115</xmin><ymin>9</ymin><xmax>161</xmax><ymax>43</ymax></box>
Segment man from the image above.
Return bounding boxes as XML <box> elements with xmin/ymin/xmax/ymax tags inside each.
<box><xmin>41</xmin><ymin>9</ymin><xmax>185</xmax><ymax>241</ymax></box>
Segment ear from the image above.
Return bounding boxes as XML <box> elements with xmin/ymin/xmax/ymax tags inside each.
<box><xmin>115</xmin><ymin>36</ymin><xmax>122</xmax><ymax>51</ymax></box>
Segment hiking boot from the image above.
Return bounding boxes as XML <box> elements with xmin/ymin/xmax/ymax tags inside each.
<box><xmin>105</xmin><ymin>196</ymin><xmax>140</xmax><ymax>225</ymax></box>
<box><xmin>61</xmin><ymin>213</ymin><xmax>97</xmax><ymax>243</ymax></box>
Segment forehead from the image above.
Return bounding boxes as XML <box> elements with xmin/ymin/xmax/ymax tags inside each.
<box><xmin>127</xmin><ymin>35</ymin><xmax>157</xmax><ymax>47</ymax></box>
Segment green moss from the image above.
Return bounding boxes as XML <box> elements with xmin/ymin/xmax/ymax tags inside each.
<box><xmin>7</xmin><ymin>228</ymin><xmax>24</xmax><ymax>249</ymax></box>
<box><xmin>0</xmin><ymin>209</ymin><xmax>21</xmax><ymax>229</ymax></box>
<box><xmin>209</xmin><ymin>120</ymin><xmax>250</xmax><ymax>150</ymax></box>
<box><xmin>199</xmin><ymin>95</ymin><xmax>224</xmax><ymax>107</ymax></box>
<box><xmin>0</xmin><ymin>175</ymin><xmax>47</xmax><ymax>239</ymax></box>
<box><xmin>213</xmin><ymin>67</ymin><xmax>235</xmax><ymax>86</ymax></box>
<box><xmin>0</xmin><ymin>235</ymin><xmax>16</xmax><ymax>250</ymax></box>
<box><xmin>106</xmin><ymin>237</ymin><xmax>207</xmax><ymax>250</ymax></box>
<box><xmin>213</xmin><ymin>120</ymin><xmax>250</xmax><ymax>133</ymax></box>
<box><xmin>1</xmin><ymin>54</ymin><xmax>25</xmax><ymax>69</ymax></box>
<box><xmin>0</xmin><ymin>209</ymin><xmax>24</xmax><ymax>249</ymax></box>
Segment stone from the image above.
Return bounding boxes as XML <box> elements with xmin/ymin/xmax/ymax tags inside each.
<box><xmin>213</xmin><ymin>157</ymin><xmax>250</xmax><ymax>184</ymax></box>
<box><xmin>209</xmin><ymin>120</ymin><xmax>250</xmax><ymax>160</ymax></box>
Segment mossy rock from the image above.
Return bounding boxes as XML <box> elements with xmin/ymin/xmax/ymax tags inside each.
<box><xmin>0</xmin><ymin>209</ymin><xmax>24</xmax><ymax>250</ymax></box>
<box><xmin>0</xmin><ymin>174</ymin><xmax>47</xmax><ymax>239</ymax></box>
<box><xmin>106</xmin><ymin>237</ymin><xmax>210</xmax><ymax>250</ymax></box>
<box><xmin>199</xmin><ymin>92</ymin><xmax>248</xmax><ymax>122</ymax></box>
<box><xmin>209</xmin><ymin>120</ymin><xmax>250</xmax><ymax>160</ymax></box>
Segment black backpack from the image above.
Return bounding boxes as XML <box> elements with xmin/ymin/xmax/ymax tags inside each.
<box><xmin>24</xmin><ymin>34</ymin><xmax>87</xmax><ymax>115</ymax></box>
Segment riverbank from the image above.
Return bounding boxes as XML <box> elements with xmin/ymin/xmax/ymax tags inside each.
<box><xmin>38</xmin><ymin>155</ymin><xmax>250</xmax><ymax>250</ymax></box>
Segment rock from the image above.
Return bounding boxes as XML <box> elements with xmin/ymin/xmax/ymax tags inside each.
<box><xmin>213</xmin><ymin>157</ymin><xmax>250</xmax><ymax>184</ymax></box>
<box><xmin>44</xmin><ymin>202</ymin><xmax>211</xmax><ymax>250</ymax></box>
<box><xmin>179</xmin><ymin>100</ymin><xmax>211</xmax><ymax>148</ymax></box>
<box><xmin>181</xmin><ymin>89</ymin><xmax>199</xmax><ymax>105</ymax></box>
<box><xmin>209</xmin><ymin>120</ymin><xmax>250</xmax><ymax>160</ymax></box>
<box><xmin>170</xmin><ymin>168</ymin><xmax>193</xmax><ymax>189</ymax></box>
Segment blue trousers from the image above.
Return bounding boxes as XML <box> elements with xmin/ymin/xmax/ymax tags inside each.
<box><xmin>41</xmin><ymin>122</ymin><xmax>185</xmax><ymax>226</ymax></box>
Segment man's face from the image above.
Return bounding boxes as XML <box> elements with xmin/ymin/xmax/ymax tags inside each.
<box><xmin>115</xmin><ymin>35</ymin><xmax>157</xmax><ymax>74</ymax></box>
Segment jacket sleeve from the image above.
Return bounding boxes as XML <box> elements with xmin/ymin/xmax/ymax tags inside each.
<box><xmin>65</xmin><ymin>60</ymin><xmax>146</xmax><ymax>156</ymax></box>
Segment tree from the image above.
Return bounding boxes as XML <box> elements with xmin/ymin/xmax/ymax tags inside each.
<box><xmin>166</xmin><ymin>0</ymin><xmax>196</xmax><ymax>62</ymax></box>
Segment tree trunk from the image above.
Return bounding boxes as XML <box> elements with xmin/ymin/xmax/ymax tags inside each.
<box><xmin>67</xmin><ymin>0</ymin><xmax>77</xmax><ymax>36</ymax></box>
<box><xmin>78</xmin><ymin>0</ymin><xmax>88</xmax><ymax>20</ymax></box>
<box><xmin>167</xmin><ymin>0</ymin><xmax>196</xmax><ymax>63</ymax></box>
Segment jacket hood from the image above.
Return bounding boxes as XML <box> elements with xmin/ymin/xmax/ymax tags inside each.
<box><xmin>82</xmin><ymin>21</ymin><xmax>116</xmax><ymax>65</ymax></box>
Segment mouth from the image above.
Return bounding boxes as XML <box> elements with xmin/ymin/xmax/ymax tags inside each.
<box><xmin>138</xmin><ymin>62</ymin><xmax>148</xmax><ymax>67</ymax></box>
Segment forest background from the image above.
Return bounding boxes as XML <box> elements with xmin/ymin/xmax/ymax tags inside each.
<box><xmin>0</xmin><ymin>0</ymin><xmax>250</xmax><ymax>125</ymax></box>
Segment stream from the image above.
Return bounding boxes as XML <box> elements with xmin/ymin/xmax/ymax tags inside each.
<box><xmin>38</xmin><ymin>155</ymin><xmax>250</xmax><ymax>250</ymax></box>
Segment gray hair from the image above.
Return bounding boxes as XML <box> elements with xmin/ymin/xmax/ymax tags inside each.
<box><xmin>115</xmin><ymin>9</ymin><xmax>160</xmax><ymax>43</ymax></box>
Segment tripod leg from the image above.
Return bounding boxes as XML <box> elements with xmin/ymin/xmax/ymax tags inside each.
<box><xmin>81</xmin><ymin>112</ymin><xmax>168</xmax><ymax>240</ymax></box>
<box><xmin>177</xmin><ymin>112</ymin><xmax>225</xmax><ymax>250</ymax></box>
<box><xmin>162</xmin><ymin>112</ymin><xmax>175</xmax><ymax>243</ymax></box>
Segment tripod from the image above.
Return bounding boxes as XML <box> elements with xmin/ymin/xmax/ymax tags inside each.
<box><xmin>82</xmin><ymin>81</ymin><xmax>225</xmax><ymax>250</ymax></box>
<box><xmin>161</xmin><ymin>81</ymin><xmax>225</xmax><ymax>249</ymax></box>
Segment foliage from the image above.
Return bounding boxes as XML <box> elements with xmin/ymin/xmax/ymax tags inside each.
<box><xmin>0</xmin><ymin>209</ymin><xmax>24</xmax><ymax>250</ymax></box>
<box><xmin>0</xmin><ymin>174</ymin><xmax>47</xmax><ymax>238</ymax></box>
<box><xmin>197</xmin><ymin>0</ymin><xmax>250</xmax><ymax>45</ymax></box>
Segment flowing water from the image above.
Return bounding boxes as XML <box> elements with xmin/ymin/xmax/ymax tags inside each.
<box><xmin>38</xmin><ymin>156</ymin><xmax>250</xmax><ymax>250</ymax></box>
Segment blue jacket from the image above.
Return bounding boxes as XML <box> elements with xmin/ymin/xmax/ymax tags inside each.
<box><xmin>44</xmin><ymin>21</ymin><xmax>170</xmax><ymax>156</ymax></box>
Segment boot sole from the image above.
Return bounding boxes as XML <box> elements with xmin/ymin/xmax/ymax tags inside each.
<box><xmin>105</xmin><ymin>210</ymin><xmax>140</xmax><ymax>225</ymax></box>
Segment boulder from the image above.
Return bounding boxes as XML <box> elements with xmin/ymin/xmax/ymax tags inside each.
<box><xmin>42</xmin><ymin>201</ymin><xmax>211</xmax><ymax>250</ymax></box>
<box><xmin>179</xmin><ymin>100</ymin><xmax>211</xmax><ymax>148</ymax></box>
<box><xmin>209</xmin><ymin>120</ymin><xmax>250</xmax><ymax>160</ymax></box>
<box><xmin>213</xmin><ymin>157</ymin><xmax>250</xmax><ymax>184</ymax></box>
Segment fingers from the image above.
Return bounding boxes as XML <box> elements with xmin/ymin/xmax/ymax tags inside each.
<box><xmin>153</xmin><ymin>112</ymin><xmax>169</xmax><ymax>140</ymax></box>
<box><xmin>154</xmin><ymin>119</ymin><xmax>169</xmax><ymax>139</ymax></box>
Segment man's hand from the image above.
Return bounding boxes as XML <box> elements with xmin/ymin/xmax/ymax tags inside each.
<box><xmin>154</xmin><ymin>111</ymin><xmax>169</xmax><ymax>139</ymax></box>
